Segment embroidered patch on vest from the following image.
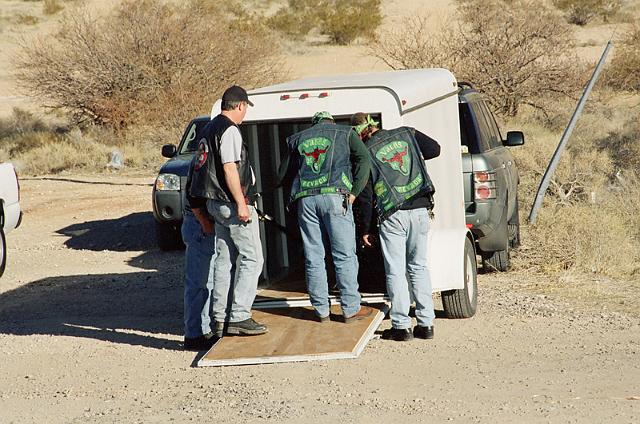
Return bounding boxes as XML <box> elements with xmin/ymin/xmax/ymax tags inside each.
<box><xmin>194</xmin><ymin>138</ymin><xmax>208</xmax><ymax>171</ymax></box>
<box><xmin>375</xmin><ymin>140</ymin><xmax>411</xmax><ymax>176</ymax></box>
<box><xmin>298</xmin><ymin>137</ymin><xmax>332</xmax><ymax>174</ymax></box>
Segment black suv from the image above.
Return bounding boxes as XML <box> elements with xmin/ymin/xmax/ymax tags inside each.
<box><xmin>459</xmin><ymin>83</ymin><xmax>524</xmax><ymax>271</ymax></box>
<box><xmin>152</xmin><ymin>115</ymin><xmax>210</xmax><ymax>250</ymax></box>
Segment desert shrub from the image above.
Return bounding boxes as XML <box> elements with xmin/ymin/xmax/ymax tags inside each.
<box><xmin>371</xmin><ymin>0</ymin><xmax>586</xmax><ymax>117</ymax></box>
<box><xmin>553</xmin><ymin>0</ymin><xmax>622</xmax><ymax>25</ymax></box>
<box><xmin>605</xmin><ymin>25</ymin><xmax>640</xmax><ymax>92</ymax></box>
<box><xmin>515</xmin><ymin>192</ymin><xmax>640</xmax><ymax>278</ymax></box>
<box><xmin>597</xmin><ymin>118</ymin><xmax>640</xmax><ymax>175</ymax></box>
<box><xmin>15</xmin><ymin>0</ymin><xmax>286</xmax><ymax>130</ymax></box>
<box><xmin>43</xmin><ymin>0</ymin><xmax>63</xmax><ymax>15</ymax></box>
<box><xmin>267</xmin><ymin>0</ymin><xmax>381</xmax><ymax>45</ymax></box>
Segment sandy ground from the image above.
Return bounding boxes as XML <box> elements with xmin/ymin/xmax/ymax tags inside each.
<box><xmin>1</xmin><ymin>176</ymin><xmax>639</xmax><ymax>424</ymax></box>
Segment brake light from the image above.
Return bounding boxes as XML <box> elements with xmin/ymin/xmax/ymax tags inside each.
<box><xmin>319</xmin><ymin>92</ymin><xmax>329</xmax><ymax>98</ymax></box>
<box><xmin>299</xmin><ymin>93</ymin><xmax>309</xmax><ymax>99</ymax></box>
<box><xmin>280</xmin><ymin>94</ymin><xmax>290</xmax><ymax>100</ymax></box>
<box><xmin>473</xmin><ymin>171</ymin><xmax>496</xmax><ymax>200</ymax></box>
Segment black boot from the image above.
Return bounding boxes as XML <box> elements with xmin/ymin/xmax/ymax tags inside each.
<box><xmin>413</xmin><ymin>325</ymin><xmax>434</xmax><ymax>339</ymax></box>
<box><xmin>381</xmin><ymin>328</ymin><xmax>414</xmax><ymax>341</ymax></box>
<box><xmin>183</xmin><ymin>332</ymin><xmax>218</xmax><ymax>351</ymax></box>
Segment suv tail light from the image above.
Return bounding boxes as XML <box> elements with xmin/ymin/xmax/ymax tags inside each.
<box><xmin>473</xmin><ymin>171</ymin><xmax>496</xmax><ymax>200</ymax></box>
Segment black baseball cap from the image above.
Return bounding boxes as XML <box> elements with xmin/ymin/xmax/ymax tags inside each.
<box><xmin>222</xmin><ymin>85</ymin><xmax>254</xmax><ymax>107</ymax></box>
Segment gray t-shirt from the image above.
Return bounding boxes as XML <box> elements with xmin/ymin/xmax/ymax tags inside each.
<box><xmin>219</xmin><ymin>126</ymin><xmax>243</xmax><ymax>164</ymax></box>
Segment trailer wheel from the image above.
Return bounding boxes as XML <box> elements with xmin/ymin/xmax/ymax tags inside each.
<box><xmin>442</xmin><ymin>236</ymin><xmax>477</xmax><ymax>318</ymax></box>
<box><xmin>0</xmin><ymin>228</ymin><xmax>6</xmax><ymax>278</ymax></box>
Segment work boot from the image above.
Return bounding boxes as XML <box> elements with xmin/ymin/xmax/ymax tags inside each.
<box><xmin>413</xmin><ymin>325</ymin><xmax>434</xmax><ymax>340</ymax></box>
<box><xmin>213</xmin><ymin>321</ymin><xmax>225</xmax><ymax>338</ymax></box>
<box><xmin>343</xmin><ymin>306</ymin><xmax>373</xmax><ymax>323</ymax></box>
<box><xmin>183</xmin><ymin>332</ymin><xmax>218</xmax><ymax>351</ymax></box>
<box><xmin>226</xmin><ymin>318</ymin><xmax>268</xmax><ymax>335</ymax></box>
<box><xmin>381</xmin><ymin>328</ymin><xmax>413</xmax><ymax>342</ymax></box>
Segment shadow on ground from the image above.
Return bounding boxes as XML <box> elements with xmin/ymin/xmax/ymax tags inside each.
<box><xmin>0</xmin><ymin>212</ymin><xmax>186</xmax><ymax>350</ymax></box>
<box><xmin>57</xmin><ymin>212</ymin><xmax>158</xmax><ymax>252</ymax></box>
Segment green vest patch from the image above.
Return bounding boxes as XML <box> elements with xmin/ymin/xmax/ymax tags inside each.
<box><xmin>298</xmin><ymin>137</ymin><xmax>332</xmax><ymax>174</ymax></box>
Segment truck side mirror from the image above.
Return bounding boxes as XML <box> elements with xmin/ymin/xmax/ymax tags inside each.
<box><xmin>161</xmin><ymin>144</ymin><xmax>177</xmax><ymax>158</ymax></box>
<box><xmin>504</xmin><ymin>131</ymin><xmax>524</xmax><ymax>147</ymax></box>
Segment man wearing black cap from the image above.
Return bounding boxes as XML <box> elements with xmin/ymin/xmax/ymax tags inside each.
<box><xmin>190</xmin><ymin>85</ymin><xmax>267</xmax><ymax>337</ymax></box>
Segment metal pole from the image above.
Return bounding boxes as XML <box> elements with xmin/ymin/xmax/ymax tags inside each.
<box><xmin>528</xmin><ymin>41</ymin><xmax>613</xmax><ymax>224</ymax></box>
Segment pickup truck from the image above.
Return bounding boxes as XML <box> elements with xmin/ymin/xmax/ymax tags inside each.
<box><xmin>0</xmin><ymin>162</ymin><xmax>22</xmax><ymax>277</ymax></box>
<box><xmin>458</xmin><ymin>83</ymin><xmax>524</xmax><ymax>272</ymax></box>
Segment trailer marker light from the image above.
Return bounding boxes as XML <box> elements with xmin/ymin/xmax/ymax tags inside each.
<box><xmin>319</xmin><ymin>92</ymin><xmax>329</xmax><ymax>98</ymax></box>
<box><xmin>466</xmin><ymin>223</ymin><xmax>473</xmax><ymax>229</ymax></box>
<box><xmin>299</xmin><ymin>93</ymin><xmax>309</xmax><ymax>99</ymax></box>
<box><xmin>280</xmin><ymin>94</ymin><xmax>290</xmax><ymax>100</ymax></box>
<box><xmin>401</xmin><ymin>99</ymin><xmax>407</xmax><ymax>105</ymax></box>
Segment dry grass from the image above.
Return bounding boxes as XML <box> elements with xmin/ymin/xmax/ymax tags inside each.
<box><xmin>43</xmin><ymin>0</ymin><xmax>63</xmax><ymax>15</ymax></box>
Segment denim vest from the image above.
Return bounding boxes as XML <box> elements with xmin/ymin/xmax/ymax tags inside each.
<box><xmin>367</xmin><ymin>127</ymin><xmax>435</xmax><ymax>221</ymax></box>
<box><xmin>287</xmin><ymin>122</ymin><xmax>354</xmax><ymax>203</ymax></box>
<box><xmin>189</xmin><ymin>114</ymin><xmax>255</xmax><ymax>203</ymax></box>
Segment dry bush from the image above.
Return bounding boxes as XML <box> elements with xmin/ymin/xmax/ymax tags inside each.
<box><xmin>371</xmin><ymin>0</ymin><xmax>586</xmax><ymax>117</ymax></box>
<box><xmin>606</xmin><ymin>25</ymin><xmax>640</xmax><ymax>92</ymax></box>
<box><xmin>15</xmin><ymin>0</ymin><xmax>286</xmax><ymax>130</ymax></box>
<box><xmin>43</xmin><ymin>0</ymin><xmax>64</xmax><ymax>15</ymax></box>
<box><xmin>267</xmin><ymin>0</ymin><xmax>381</xmax><ymax>45</ymax></box>
<box><xmin>553</xmin><ymin>0</ymin><xmax>622</xmax><ymax>25</ymax></box>
<box><xmin>514</xmin><ymin>194</ymin><xmax>640</xmax><ymax>278</ymax></box>
<box><xmin>597</xmin><ymin>118</ymin><xmax>640</xmax><ymax>176</ymax></box>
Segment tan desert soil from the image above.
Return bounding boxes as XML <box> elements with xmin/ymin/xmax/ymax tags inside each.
<box><xmin>0</xmin><ymin>176</ymin><xmax>639</xmax><ymax>424</ymax></box>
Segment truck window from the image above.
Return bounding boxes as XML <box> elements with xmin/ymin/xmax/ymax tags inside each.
<box><xmin>179</xmin><ymin>120</ymin><xmax>210</xmax><ymax>154</ymax></box>
<box><xmin>479</xmin><ymin>101</ymin><xmax>503</xmax><ymax>149</ymax></box>
<box><xmin>468</xmin><ymin>102</ymin><xmax>492</xmax><ymax>152</ymax></box>
<box><xmin>458</xmin><ymin>103</ymin><xmax>479</xmax><ymax>154</ymax></box>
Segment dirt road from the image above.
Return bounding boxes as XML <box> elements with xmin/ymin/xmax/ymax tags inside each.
<box><xmin>1</xmin><ymin>176</ymin><xmax>639</xmax><ymax>423</ymax></box>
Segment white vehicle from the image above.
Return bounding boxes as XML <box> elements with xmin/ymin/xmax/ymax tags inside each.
<box><xmin>212</xmin><ymin>68</ymin><xmax>477</xmax><ymax>318</ymax></box>
<box><xmin>0</xmin><ymin>162</ymin><xmax>22</xmax><ymax>278</ymax></box>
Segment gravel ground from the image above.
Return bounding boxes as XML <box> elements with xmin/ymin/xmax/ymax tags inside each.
<box><xmin>0</xmin><ymin>176</ymin><xmax>639</xmax><ymax>424</ymax></box>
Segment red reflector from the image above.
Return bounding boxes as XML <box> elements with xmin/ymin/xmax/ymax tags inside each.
<box><xmin>280</xmin><ymin>94</ymin><xmax>290</xmax><ymax>100</ymax></box>
<box><xmin>466</xmin><ymin>223</ymin><xmax>473</xmax><ymax>229</ymax></box>
<box><xmin>319</xmin><ymin>92</ymin><xmax>329</xmax><ymax>98</ymax></box>
<box><xmin>299</xmin><ymin>93</ymin><xmax>309</xmax><ymax>99</ymax></box>
<box><xmin>475</xmin><ymin>186</ymin><xmax>492</xmax><ymax>199</ymax></box>
<box><xmin>474</xmin><ymin>171</ymin><xmax>490</xmax><ymax>182</ymax></box>
<box><xmin>401</xmin><ymin>99</ymin><xmax>407</xmax><ymax>105</ymax></box>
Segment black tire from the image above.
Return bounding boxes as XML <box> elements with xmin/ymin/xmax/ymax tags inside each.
<box><xmin>442</xmin><ymin>236</ymin><xmax>478</xmax><ymax>319</ymax></box>
<box><xmin>482</xmin><ymin>248</ymin><xmax>509</xmax><ymax>272</ymax></box>
<box><xmin>156</xmin><ymin>221</ymin><xmax>184</xmax><ymax>251</ymax></box>
<box><xmin>0</xmin><ymin>227</ymin><xmax>6</xmax><ymax>278</ymax></box>
<box><xmin>508</xmin><ymin>197</ymin><xmax>521</xmax><ymax>249</ymax></box>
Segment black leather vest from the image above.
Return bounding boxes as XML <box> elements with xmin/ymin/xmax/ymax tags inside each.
<box><xmin>367</xmin><ymin>127</ymin><xmax>435</xmax><ymax>221</ymax></box>
<box><xmin>189</xmin><ymin>115</ymin><xmax>254</xmax><ymax>202</ymax></box>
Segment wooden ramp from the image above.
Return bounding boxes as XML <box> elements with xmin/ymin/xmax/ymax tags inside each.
<box><xmin>198</xmin><ymin>304</ymin><xmax>387</xmax><ymax>367</ymax></box>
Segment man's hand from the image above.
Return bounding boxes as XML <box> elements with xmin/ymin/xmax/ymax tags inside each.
<box><xmin>362</xmin><ymin>234</ymin><xmax>373</xmax><ymax>247</ymax></box>
<box><xmin>237</xmin><ymin>202</ymin><xmax>251</xmax><ymax>222</ymax></box>
<box><xmin>348</xmin><ymin>194</ymin><xmax>356</xmax><ymax>205</ymax></box>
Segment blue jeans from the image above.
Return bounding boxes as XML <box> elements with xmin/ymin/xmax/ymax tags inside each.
<box><xmin>208</xmin><ymin>200</ymin><xmax>263</xmax><ymax>323</ymax></box>
<box><xmin>379</xmin><ymin>208</ymin><xmax>435</xmax><ymax>329</ymax></box>
<box><xmin>181</xmin><ymin>210</ymin><xmax>216</xmax><ymax>338</ymax></box>
<box><xmin>298</xmin><ymin>194</ymin><xmax>360</xmax><ymax>318</ymax></box>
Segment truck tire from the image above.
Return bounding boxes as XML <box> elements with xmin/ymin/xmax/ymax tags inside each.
<box><xmin>0</xmin><ymin>228</ymin><xmax>6</xmax><ymax>278</ymax></box>
<box><xmin>482</xmin><ymin>247</ymin><xmax>509</xmax><ymax>272</ymax></box>
<box><xmin>442</xmin><ymin>236</ymin><xmax>477</xmax><ymax>318</ymax></box>
<box><xmin>156</xmin><ymin>221</ymin><xmax>184</xmax><ymax>251</ymax></box>
<box><xmin>508</xmin><ymin>197</ymin><xmax>521</xmax><ymax>249</ymax></box>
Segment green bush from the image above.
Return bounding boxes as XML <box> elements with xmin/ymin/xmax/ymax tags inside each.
<box><xmin>267</xmin><ymin>0</ymin><xmax>381</xmax><ymax>45</ymax></box>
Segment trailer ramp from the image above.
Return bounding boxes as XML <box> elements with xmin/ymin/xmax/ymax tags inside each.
<box><xmin>198</xmin><ymin>304</ymin><xmax>387</xmax><ymax>367</ymax></box>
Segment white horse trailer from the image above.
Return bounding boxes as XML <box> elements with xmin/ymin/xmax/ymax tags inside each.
<box><xmin>211</xmin><ymin>68</ymin><xmax>477</xmax><ymax>319</ymax></box>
